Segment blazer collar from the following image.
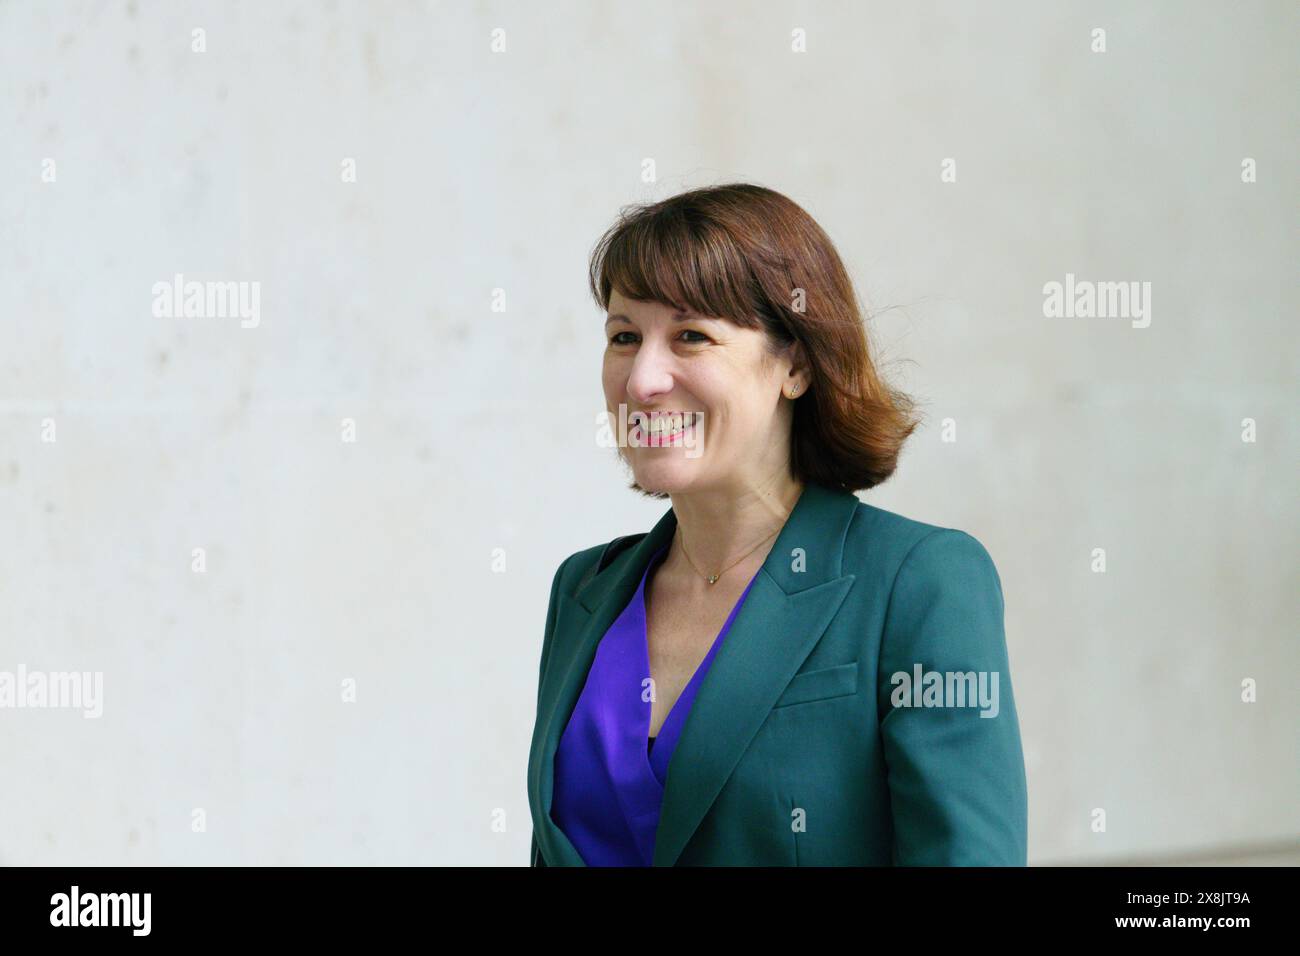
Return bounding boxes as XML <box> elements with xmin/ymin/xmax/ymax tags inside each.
<box><xmin>530</xmin><ymin>481</ymin><xmax>860</xmax><ymax>866</ymax></box>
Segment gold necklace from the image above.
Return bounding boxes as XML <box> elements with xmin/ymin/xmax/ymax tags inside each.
<box><xmin>675</xmin><ymin>524</ymin><xmax>781</xmax><ymax>585</ymax></box>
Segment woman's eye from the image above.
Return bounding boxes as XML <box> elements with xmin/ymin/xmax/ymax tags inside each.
<box><xmin>608</xmin><ymin>330</ymin><xmax>710</xmax><ymax>346</ymax></box>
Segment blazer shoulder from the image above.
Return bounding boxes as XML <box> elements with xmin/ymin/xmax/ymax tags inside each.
<box><xmin>551</xmin><ymin>544</ymin><xmax>601</xmax><ymax>596</ymax></box>
<box><xmin>845</xmin><ymin>500</ymin><xmax>1000</xmax><ymax>577</ymax></box>
<box><xmin>553</xmin><ymin>531</ymin><xmax>647</xmax><ymax>596</ymax></box>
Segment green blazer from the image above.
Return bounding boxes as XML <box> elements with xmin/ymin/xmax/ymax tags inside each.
<box><xmin>527</xmin><ymin>481</ymin><xmax>1028</xmax><ymax>866</ymax></box>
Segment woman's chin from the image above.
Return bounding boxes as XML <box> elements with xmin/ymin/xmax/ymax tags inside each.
<box><xmin>631</xmin><ymin>463</ymin><xmax>698</xmax><ymax>495</ymax></box>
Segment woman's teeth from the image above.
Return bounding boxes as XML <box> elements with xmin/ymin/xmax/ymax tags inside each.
<box><xmin>632</xmin><ymin>411</ymin><xmax>701</xmax><ymax>440</ymax></box>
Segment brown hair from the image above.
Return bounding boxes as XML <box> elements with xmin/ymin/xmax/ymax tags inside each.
<box><xmin>588</xmin><ymin>182</ymin><xmax>920</xmax><ymax>497</ymax></box>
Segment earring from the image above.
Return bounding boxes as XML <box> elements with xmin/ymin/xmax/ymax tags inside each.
<box><xmin>788</xmin><ymin>384</ymin><xmax>799</xmax><ymax>398</ymax></box>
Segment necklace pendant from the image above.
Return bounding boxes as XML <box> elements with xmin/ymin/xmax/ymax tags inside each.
<box><xmin>707</xmin><ymin>574</ymin><xmax>719</xmax><ymax>585</ymax></box>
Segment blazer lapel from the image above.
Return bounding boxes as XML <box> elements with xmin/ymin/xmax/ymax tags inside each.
<box><xmin>529</xmin><ymin>505</ymin><xmax>678</xmax><ymax>868</ymax></box>
<box><xmin>652</xmin><ymin>482</ymin><xmax>859</xmax><ymax>865</ymax></box>
<box><xmin>528</xmin><ymin>482</ymin><xmax>860</xmax><ymax>867</ymax></box>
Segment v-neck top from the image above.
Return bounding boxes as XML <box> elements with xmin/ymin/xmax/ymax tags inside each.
<box><xmin>548</xmin><ymin>541</ymin><xmax>760</xmax><ymax>866</ymax></box>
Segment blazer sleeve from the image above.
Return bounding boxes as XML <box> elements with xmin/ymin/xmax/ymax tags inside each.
<box><xmin>529</xmin><ymin>554</ymin><xmax>573</xmax><ymax>867</ymax></box>
<box><xmin>876</xmin><ymin>529</ymin><xmax>1028</xmax><ymax>865</ymax></box>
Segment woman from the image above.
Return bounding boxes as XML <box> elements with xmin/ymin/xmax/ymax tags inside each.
<box><xmin>526</xmin><ymin>183</ymin><xmax>1028</xmax><ymax>866</ymax></box>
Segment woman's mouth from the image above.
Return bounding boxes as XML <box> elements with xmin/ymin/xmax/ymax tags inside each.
<box><xmin>629</xmin><ymin>411</ymin><xmax>703</xmax><ymax>447</ymax></box>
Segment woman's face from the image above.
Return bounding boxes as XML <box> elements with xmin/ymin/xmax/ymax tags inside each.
<box><xmin>601</xmin><ymin>289</ymin><xmax>803</xmax><ymax>496</ymax></box>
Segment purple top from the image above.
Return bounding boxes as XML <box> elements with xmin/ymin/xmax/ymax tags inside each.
<box><xmin>549</xmin><ymin>542</ymin><xmax>760</xmax><ymax>866</ymax></box>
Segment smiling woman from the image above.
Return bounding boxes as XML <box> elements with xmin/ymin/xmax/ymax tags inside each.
<box><xmin>590</xmin><ymin>183</ymin><xmax>918</xmax><ymax>500</ymax></box>
<box><xmin>527</xmin><ymin>183</ymin><xmax>1028</xmax><ymax>867</ymax></box>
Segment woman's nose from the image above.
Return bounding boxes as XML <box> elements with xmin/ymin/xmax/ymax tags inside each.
<box><xmin>625</xmin><ymin>343</ymin><xmax>675</xmax><ymax>403</ymax></box>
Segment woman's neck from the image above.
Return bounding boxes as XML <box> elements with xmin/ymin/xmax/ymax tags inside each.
<box><xmin>666</xmin><ymin>473</ymin><xmax>806</xmax><ymax>581</ymax></box>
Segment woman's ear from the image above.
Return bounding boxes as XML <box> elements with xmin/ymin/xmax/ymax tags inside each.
<box><xmin>783</xmin><ymin>340</ymin><xmax>811</xmax><ymax>397</ymax></box>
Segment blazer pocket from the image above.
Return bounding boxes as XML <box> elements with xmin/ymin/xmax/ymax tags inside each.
<box><xmin>771</xmin><ymin>661</ymin><xmax>859</xmax><ymax>709</ymax></box>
